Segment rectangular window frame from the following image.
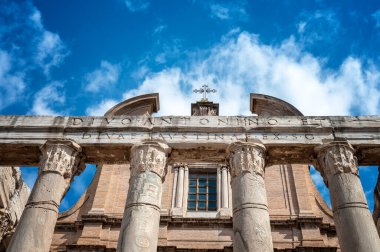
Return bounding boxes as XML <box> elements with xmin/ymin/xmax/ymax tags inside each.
<box><xmin>187</xmin><ymin>171</ymin><xmax>217</xmax><ymax>212</ymax></box>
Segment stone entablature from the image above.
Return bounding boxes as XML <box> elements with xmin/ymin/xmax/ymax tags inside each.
<box><xmin>1</xmin><ymin>115</ymin><xmax>380</xmax><ymax>166</ymax></box>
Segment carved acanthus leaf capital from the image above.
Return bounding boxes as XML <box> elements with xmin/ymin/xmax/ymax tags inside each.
<box><xmin>0</xmin><ymin>210</ymin><xmax>14</xmax><ymax>242</ymax></box>
<box><xmin>227</xmin><ymin>141</ymin><xmax>266</xmax><ymax>178</ymax></box>
<box><xmin>130</xmin><ymin>141</ymin><xmax>171</xmax><ymax>180</ymax></box>
<box><xmin>39</xmin><ymin>140</ymin><xmax>83</xmax><ymax>179</ymax></box>
<box><xmin>315</xmin><ymin>141</ymin><xmax>358</xmax><ymax>186</ymax></box>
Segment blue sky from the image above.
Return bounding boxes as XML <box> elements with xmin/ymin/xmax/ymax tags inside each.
<box><xmin>2</xmin><ymin>0</ymin><xmax>380</xmax><ymax>212</ymax></box>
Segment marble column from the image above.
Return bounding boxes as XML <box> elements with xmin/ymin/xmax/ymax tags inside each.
<box><xmin>227</xmin><ymin>141</ymin><xmax>273</xmax><ymax>252</ymax></box>
<box><xmin>315</xmin><ymin>141</ymin><xmax>380</xmax><ymax>251</ymax></box>
<box><xmin>7</xmin><ymin>140</ymin><xmax>83</xmax><ymax>252</ymax></box>
<box><xmin>117</xmin><ymin>141</ymin><xmax>170</xmax><ymax>252</ymax></box>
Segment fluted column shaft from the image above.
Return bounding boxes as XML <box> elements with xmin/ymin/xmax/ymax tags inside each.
<box><xmin>117</xmin><ymin>141</ymin><xmax>170</xmax><ymax>252</ymax></box>
<box><xmin>316</xmin><ymin>141</ymin><xmax>380</xmax><ymax>252</ymax></box>
<box><xmin>228</xmin><ymin>141</ymin><xmax>273</xmax><ymax>252</ymax></box>
<box><xmin>7</xmin><ymin>140</ymin><xmax>83</xmax><ymax>252</ymax></box>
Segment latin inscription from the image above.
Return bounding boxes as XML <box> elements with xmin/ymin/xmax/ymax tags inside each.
<box><xmin>79</xmin><ymin>131</ymin><xmax>315</xmax><ymax>142</ymax></box>
<box><xmin>64</xmin><ymin>116</ymin><xmax>325</xmax><ymax>144</ymax></box>
<box><xmin>68</xmin><ymin>116</ymin><xmax>331</xmax><ymax>128</ymax></box>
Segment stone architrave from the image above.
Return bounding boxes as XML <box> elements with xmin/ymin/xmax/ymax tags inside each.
<box><xmin>117</xmin><ymin>141</ymin><xmax>171</xmax><ymax>252</ymax></box>
<box><xmin>227</xmin><ymin>141</ymin><xmax>273</xmax><ymax>252</ymax></box>
<box><xmin>316</xmin><ymin>141</ymin><xmax>380</xmax><ymax>251</ymax></box>
<box><xmin>7</xmin><ymin>140</ymin><xmax>83</xmax><ymax>252</ymax></box>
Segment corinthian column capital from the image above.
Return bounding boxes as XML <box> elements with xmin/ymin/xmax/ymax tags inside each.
<box><xmin>130</xmin><ymin>141</ymin><xmax>171</xmax><ymax>180</ymax></box>
<box><xmin>315</xmin><ymin>141</ymin><xmax>358</xmax><ymax>186</ymax></box>
<box><xmin>39</xmin><ymin>140</ymin><xmax>83</xmax><ymax>179</ymax></box>
<box><xmin>227</xmin><ymin>141</ymin><xmax>266</xmax><ymax>178</ymax></box>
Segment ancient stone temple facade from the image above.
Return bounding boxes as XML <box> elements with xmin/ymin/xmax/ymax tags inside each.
<box><xmin>0</xmin><ymin>92</ymin><xmax>380</xmax><ymax>251</ymax></box>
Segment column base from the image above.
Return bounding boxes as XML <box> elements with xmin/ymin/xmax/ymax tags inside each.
<box><xmin>217</xmin><ymin>208</ymin><xmax>232</xmax><ymax>218</ymax></box>
<box><xmin>170</xmin><ymin>208</ymin><xmax>184</xmax><ymax>217</ymax></box>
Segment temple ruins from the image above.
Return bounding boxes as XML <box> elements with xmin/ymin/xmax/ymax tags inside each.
<box><xmin>0</xmin><ymin>91</ymin><xmax>380</xmax><ymax>251</ymax></box>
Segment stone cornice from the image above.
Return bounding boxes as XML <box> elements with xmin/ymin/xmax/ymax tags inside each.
<box><xmin>54</xmin><ymin>214</ymin><xmax>336</xmax><ymax>232</ymax></box>
<box><xmin>1</xmin><ymin>115</ymin><xmax>380</xmax><ymax>165</ymax></box>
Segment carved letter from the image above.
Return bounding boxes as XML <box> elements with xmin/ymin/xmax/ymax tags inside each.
<box><xmin>71</xmin><ymin>117</ymin><xmax>83</xmax><ymax>125</ymax></box>
<box><xmin>82</xmin><ymin>133</ymin><xmax>91</xmax><ymax>139</ymax></box>
<box><xmin>199</xmin><ymin>118</ymin><xmax>209</xmax><ymax>125</ymax></box>
<box><xmin>121</xmin><ymin>118</ymin><xmax>132</xmax><ymax>125</ymax></box>
<box><xmin>267</xmin><ymin>118</ymin><xmax>278</xmax><ymax>125</ymax></box>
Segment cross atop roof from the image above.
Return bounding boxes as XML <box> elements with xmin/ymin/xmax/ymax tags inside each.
<box><xmin>193</xmin><ymin>84</ymin><xmax>217</xmax><ymax>102</ymax></box>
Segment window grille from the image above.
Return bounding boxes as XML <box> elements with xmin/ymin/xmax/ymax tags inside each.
<box><xmin>187</xmin><ymin>172</ymin><xmax>217</xmax><ymax>211</ymax></box>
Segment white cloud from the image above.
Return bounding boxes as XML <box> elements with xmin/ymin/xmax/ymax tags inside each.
<box><xmin>209</xmin><ymin>3</ymin><xmax>247</xmax><ymax>21</ymax></box>
<box><xmin>0</xmin><ymin>2</ymin><xmax>68</xmax><ymax>111</ymax></box>
<box><xmin>35</xmin><ymin>31</ymin><xmax>67</xmax><ymax>76</ymax></box>
<box><xmin>31</xmin><ymin>81</ymin><xmax>65</xmax><ymax>115</ymax></box>
<box><xmin>297</xmin><ymin>10</ymin><xmax>340</xmax><ymax>45</ymax></box>
<box><xmin>86</xmin><ymin>99</ymin><xmax>118</xmax><ymax>116</ymax></box>
<box><xmin>84</xmin><ymin>61</ymin><xmax>120</xmax><ymax>93</ymax></box>
<box><xmin>28</xmin><ymin>8</ymin><xmax>68</xmax><ymax>76</ymax></box>
<box><xmin>372</xmin><ymin>9</ymin><xmax>380</xmax><ymax>28</ymax></box>
<box><xmin>153</xmin><ymin>24</ymin><xmax>167</xmax><ymax>35</ymax></box>
<box><xmin>125</xmin><ymin>0</ymin><xmax>150</xmax><ymax>12</ymax></box>
<box><xmin>117</xmin><ymin>31</ymin><xmax>380</xmax><ymax>116</ymax></box>
<box><xmin>123</xmin><ymin>68</ymin><xmax>191</xmax><ymax>116</ymax></box>
<box><xmin>297</xmin><ymin>21</ymin><xmax>306</xmax><ymax>34</ymax></box>
<box><xmin>0</xmin><ymin>50</ymin><xmax>26</xmax><ymax>110</ymax></box>
<box><xmin>210</xmin><ymin>4</ymin><xmax>230</xmax><ymax>20</ymax></box>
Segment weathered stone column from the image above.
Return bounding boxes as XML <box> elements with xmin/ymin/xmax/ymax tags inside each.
<box><xmin>117</xmin><ymin>141</ymin><xmax>170</xmax><ymax>252</ymax></box>
<box><xmin>7</xmin><ymin>140</ymin><xmax>83</xmax><ymax>252</ymax></box>
<box><xmin>316</xmin><ymin>141</ymin><xmax>380</xmax><ymax>251</ymax></box>
<box><xmin>227</xmin><ymin>141</ymin><xmax>273</xmax><ymax>252</ymax></box>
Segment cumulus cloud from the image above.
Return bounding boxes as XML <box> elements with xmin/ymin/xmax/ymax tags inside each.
<box><xmin>31</xmin><ymin>81</ymin><xmax>65</xmax><ymax>115</ymax></box>
<box><xmin>84</xmin><ymin>61</ymin><xmax>120</xmax><ymax>93</ymax></box>
<box><xmin>109</xmin><ymin>31</ymin><xmax>380</xmax><ymax>116</ymax></box>
<box><xmin>0</xmin><ymin>50</ymin><xmax>26</xmax><ymax>110</ymax></box>
<box><xmin>125</xmin><ymin>0</ymin><xmax>150</xmax><ymax>12</ymax></box>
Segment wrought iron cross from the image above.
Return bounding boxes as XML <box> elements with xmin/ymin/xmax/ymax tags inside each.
<box><xmin>193</xmin><ymin>84</ymin><xmax>217</xmax><ymax>101</ymax></box>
